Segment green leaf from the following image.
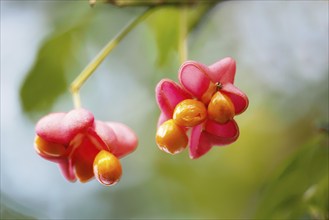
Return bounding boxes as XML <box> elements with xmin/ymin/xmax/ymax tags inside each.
<box><xmin>147</xmin><ymin>2</ymin><xmax>218</xmax><ymax>66</ymax></box>
<box><xmin>147</xmin><ymin>7</ymin><xmax>180</xmax><ymax>66</ymax></box>
<box><xmin>20</xmin><ymin>32</ymin><xmax>69</xmax><ymax>114</ymax></box>
<box><xmin>19</xmin><ymin>17</ymin><xmax>90</xmax><ymax>118</ymax></box>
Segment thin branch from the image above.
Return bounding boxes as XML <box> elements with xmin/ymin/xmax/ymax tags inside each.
<box><xmin>70</xmin><ymin>7</ymin><xmax>154</xmax><ymax>108</ymax></box>
<box><xmin>179</xmin><ymin>5</ymin><xmax>188</xmax><ymax>63</ymax></box>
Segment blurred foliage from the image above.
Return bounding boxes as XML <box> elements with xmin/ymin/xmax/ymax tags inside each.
<box><xmin>0</xmin><ymin>206</ymin><xmax>35</xmax><ymax>220</ymax></box>
<box><xmin>147</xmin><ymin>2</ymin><xmax>217</xmax><ymax>65</ymax></box>
<box><xmin>255</xmin><ymin>134</ymin><xmax>328</xmax><ymax>219</ymax></box>
<box><xmin>1</xmin><ymin>195</ymin><xmax>36</xmax><ymax>220</ymax></box>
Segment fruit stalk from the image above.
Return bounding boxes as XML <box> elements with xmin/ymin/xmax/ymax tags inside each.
<box><xmin>179</xmin><ymin>5</ymin><xmax>188</xmax><ymax>64</ymax></box>
<box><xmin>70</xmin><ymin>7</ymin><xmax>154</xmax><ymax>108</ymax></box>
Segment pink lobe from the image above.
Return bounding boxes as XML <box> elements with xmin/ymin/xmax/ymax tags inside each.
<box><xmin>59</xmin><ymin>160</ymin><xmax>76</xmax><ymax>182</ymax></box>
<box><xmin>204</xmin><ymin>120</ymin><xmax>239</xmax><ymax>145</ymax></box>
<box><xmin>36</xmin><ymin>108</ymin><xmax>94</xmax><ymax>145</ymax></box>
<box><xmin>35</xmin><ymin>112</ymin><xmax>67</xmax><ymax>144</ymax></box>
<box><xmin>208</xmin><ymin>57</ymin><xmax>236</xmax><ymax>84</ymax></box>
<box><xmin>36</xmin><ymin>148</ymin><xmax>76</xmax><ymax>182</ymax></box>
<box><xmin>36</xmin><ymin>150</ymin><xmax>65</xmax><ymax>163</ymax></box>
<box><xmin>156</xmin><ymin>79</ymin><xmax>191</xmax><ymax>118</ymax></box>
<box><xmin>179</xmin><ymin>61</ymin><xmax>211</xmax><ymax>99</ymax></box>
<box><xmin>157</xmin><ymin>112</ymin><xmax>170</xmax><ymax>127</ymax></box>
<box><xmin>106</xmin><ymin>122</ymin><xmax>138</xmax><ymax>158</ymax></box>
<box><xmin>221</xmin><ymin>83</ymin><xmax>249</xmax><ymax>115</ymax></box>
<box><xmin>189</xmin><ymin>124</ymin><xmax>212</xmax><ymax>159</ymax></box>
<box><xmin>64</xmin><ymin>108</ymin><xmax>94</xmax><ymax>137</ymax></box>
<box><xmin>93</xmin><ymin>120</ymin><xmax>117</xmax><ymax>151</ymax></box>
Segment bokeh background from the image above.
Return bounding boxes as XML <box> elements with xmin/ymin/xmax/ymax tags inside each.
<box><xmin>1</xmin><ymin>0</ymin><xmax>328</xmax><ymax>219</ymax></box>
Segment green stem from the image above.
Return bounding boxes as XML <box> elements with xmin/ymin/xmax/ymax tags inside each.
<box><xmin>179</xmin><ymin>6</ymin><xmax>188</xmax><ymax>64</ymax></box>
<box><xmin>70</xmin><ymin>7</ymin><xmax>153</xmax><ymax>108</ymax></box>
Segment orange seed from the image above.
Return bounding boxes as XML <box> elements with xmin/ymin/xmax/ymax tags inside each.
<box><xmin>208</xmin><ymin>92</ymin><xmax>235</xmax><ymax>124</ymax></box>
<box><xmin>34</xmin><ymin>135</ymin><xmax>66</xmax><ymax>157</ymax></box>
<box><xmin>93</xmin><ymin>150</ymin><xmax>122</xmax><ymax>186</ymax></box>
<box><xmin>173</xmin><ymin>99</ymin><xmax>207</xmax><ymax>127</ymax></box>
<box><xmin>156</xmin><ymin>119</ymin><xmax>188</xmax><ymax>155</ymax></box>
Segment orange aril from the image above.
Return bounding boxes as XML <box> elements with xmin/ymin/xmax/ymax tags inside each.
<box><xmin>156</xmin><ymin>119</ymin><xmax>188</xmax><ymax>155</ymax></box>
<box><xmin>173</xmin><ymin>99</ymin><xmax>207</xmax><ymax>127</ymax></box>
<box><xmin>93</xmin><ymin>150</ymin><xmax>122</xmax><ymax>186</ymax></box>
<box><xmin>208</xmin><ymin>92</ymin><xmax>235</xmax><ymax>124</ymax></box>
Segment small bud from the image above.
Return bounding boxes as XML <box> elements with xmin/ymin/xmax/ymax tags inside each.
<box><xmin>173</xmin><ymin>99</ymin><xmax>207</xmax><ymax>127</ymax></box>
<box><xmin>93</xmin><ymin>150</ymin><xmax>122</xmax><ymax>186</ymax></box>
<box><xmin>156</xmin><ymin>119</ymin><xmax>188</xmax><ymax>155</ymax></box>
<box><xmin>208</xmin><ymin>92</ymin><xmax>235</xmax><ymax>124</ymax></box>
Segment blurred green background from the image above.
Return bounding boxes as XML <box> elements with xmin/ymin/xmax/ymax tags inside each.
<box><xmin>1</xmin><ymin>0</ymin><xmax>328</xmax><ymax>219</ymax></box>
